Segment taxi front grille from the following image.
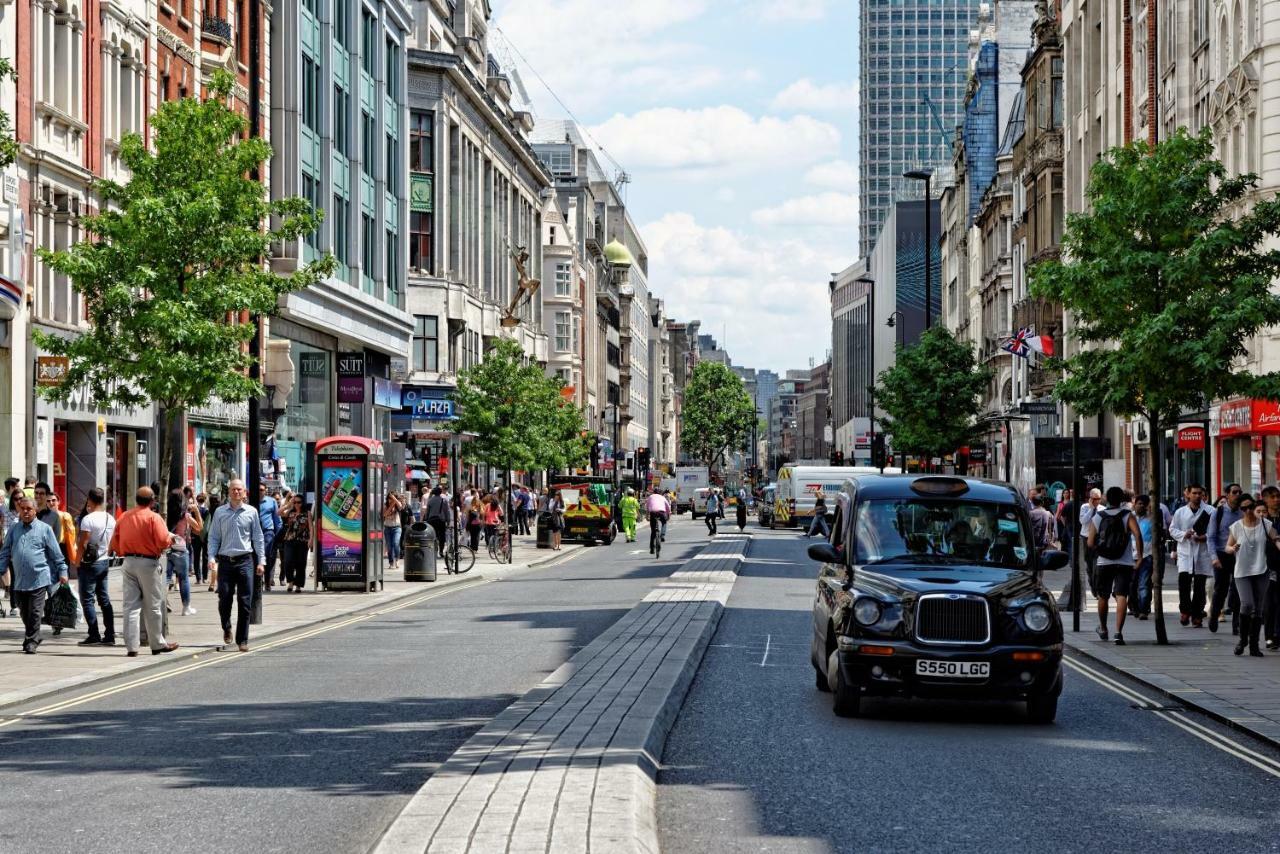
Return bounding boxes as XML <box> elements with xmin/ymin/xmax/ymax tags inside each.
<box><xmin>914</xmin><ymin>595</ymin><xmax>990</xmax><ymax>645</ymax></box>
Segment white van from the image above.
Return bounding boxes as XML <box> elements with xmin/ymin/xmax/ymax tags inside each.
<box><xmin>773</xmin><ymin>465</ymin><xmax>900</xmax><ymax>528</ymax></box>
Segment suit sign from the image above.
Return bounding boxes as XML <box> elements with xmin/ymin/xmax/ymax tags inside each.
<box><xmin>337</xmin><ymin>352</ymin><xmax>365</xmax><ymax>403</ymax></box>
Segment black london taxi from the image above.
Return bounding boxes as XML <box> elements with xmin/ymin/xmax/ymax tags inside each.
<box><xmin>808</xmin><ymin>474</ymin><xmax>1069</xmax><ymax>723</ymax></box>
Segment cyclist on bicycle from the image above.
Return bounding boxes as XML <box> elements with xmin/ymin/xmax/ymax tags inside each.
<box><xmin>646</xmin><ymin>490</ymin><xmax>671</xmax><ymax>554</ymax></box>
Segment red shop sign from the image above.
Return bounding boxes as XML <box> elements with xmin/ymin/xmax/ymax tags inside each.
<box><xmin>1176</xmin><ymin>426</ymin><xmax>1206</xmax><ymax>450</ymax></box>
<box><xmin>1217</xmin><ymin>399</ymin><xmax>1280</xmax><ymax>437</ymax></box>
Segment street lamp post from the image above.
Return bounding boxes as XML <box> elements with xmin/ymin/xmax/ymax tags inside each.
<box><xmin>903</xmin><ymin>168</ymin><xmax>934</xmax><ymax>329</ymax></box>
<box><xmin>886</xmin><ymin>310</ymin><xmax>906</xmax><ymax>349</ymax></box>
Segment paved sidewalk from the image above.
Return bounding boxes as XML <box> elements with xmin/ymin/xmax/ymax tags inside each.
<box><xmin>374</xmin><ymin>533</ymin><xmax>752</xmax><ymax>854</ymax></box>
<box><xmin>1057</xmin><ymin>577</ymin><xmax>1280</xmax><ymax>745</ymax></box>
<box><xmin>0</xmin><ymin>535</ymin><xmax>577</xmax><ymax>712</ymax></box>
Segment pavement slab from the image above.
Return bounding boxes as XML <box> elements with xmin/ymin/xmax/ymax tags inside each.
<box><xmin>373</xmin><ymin>533</ymin><xmax>752</xmax><ymax>854</ymax></box>
<box><xmin>1056</xmin><ymin>576</ymin><xmax>1280</xmax><ymax>748</ymax></box>
<box><xmin>0</xmin><ymin>535</ymin><xmax>578</xmax><ymax>712</ymax></box>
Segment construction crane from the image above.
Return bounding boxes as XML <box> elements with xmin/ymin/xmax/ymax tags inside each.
<box><xmin>921</xmin><ymin>91</ymin><xmax>954</xmax><ymax>163</ymax></box>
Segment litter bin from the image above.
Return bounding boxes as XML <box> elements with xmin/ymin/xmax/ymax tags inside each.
<box><xmin>536</xmin><ymin>511</ymin><xmax>553</xmax><ymax>549</ymax></box>
<box><xmin>404</xmin><ymin>521</ymin><xmax>437</xmax><ymax>582</ymax></box>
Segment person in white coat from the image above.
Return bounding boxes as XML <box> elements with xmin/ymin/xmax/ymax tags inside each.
<box><xmin>1169</xmin><ymin>484</ymin><xmax>1213</xmax><ymax>627</ymax></box>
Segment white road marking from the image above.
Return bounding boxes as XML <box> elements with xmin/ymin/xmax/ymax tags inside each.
<box><xmin>1065</xmin><ymin>655</ymin><xmax>1280</xmax><ymax>779</ymax></box>
<box><xmin>760</xmin><ymin>634</ymin><xmax>772</xmax><ymax>667</ymax></box>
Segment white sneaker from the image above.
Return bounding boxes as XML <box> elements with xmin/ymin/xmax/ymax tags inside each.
<box><xmin>7</xmin><ymin>608</ymin><xmax>17</xmax><ymax>617</ymax></box>
<box><xmin>183</xmin><ymin>606</ymin><xmax>197</xmax><ymax>616</ymax></box>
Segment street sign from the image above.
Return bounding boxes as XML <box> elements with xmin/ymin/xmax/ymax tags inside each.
<box><xmin>36</xmin><ymin>356</ymin><xmax>69</xmax><ymax>386</ymax></box>
<box><xmin>1020</xmin><ymin>400</ymin><xmax>1057</xmax><ymax>415</ymax></box>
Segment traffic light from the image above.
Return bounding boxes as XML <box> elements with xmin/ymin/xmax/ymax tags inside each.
<box><xmin>871</xmin><ymin>435</ymin><xmax>887</xmax><ymax>470</ymax></box>
<box><xmin>831</xmin><ymin>450</ymin><xmax>845</xmax><ymax>466</ymax></box>
<box><xmin>637</xmin><ymin>447</ymin><xmax>650</xmax><ymax>471</ymax></box>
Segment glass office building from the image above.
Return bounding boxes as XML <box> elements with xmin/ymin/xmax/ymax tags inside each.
<box><xmin>858</xmin><ymin>0</ymin><xmax>977</xmax><ymax>257</ymax></box>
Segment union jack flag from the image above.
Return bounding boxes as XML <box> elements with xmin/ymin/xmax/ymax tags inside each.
<box><xmin>1001</xmin><ymin>327</ymin><xmax>1054</xmax><ymax>359</ymax></box>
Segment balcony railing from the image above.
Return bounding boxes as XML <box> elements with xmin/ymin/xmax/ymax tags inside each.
<box><xmin>1011</xmin><ymin>295</ymin><xmax>1062</xmax><ymax>337</ymax></box>
<box><xmin>203</xmin><ymin>15</ymin><xmax>232</xmax><ymax>43</ymax></box>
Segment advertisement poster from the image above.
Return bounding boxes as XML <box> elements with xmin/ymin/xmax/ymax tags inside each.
<box><xmin>319</xmin><ymin>458</ymin><xmax>364</xmax><ymax>578</ymax></box>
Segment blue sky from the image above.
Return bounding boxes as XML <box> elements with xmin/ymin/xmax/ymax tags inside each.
<box><xmin>491</xmin><ymin>0</ymin><xmax>860</xmax><ymax>374</ymax></box>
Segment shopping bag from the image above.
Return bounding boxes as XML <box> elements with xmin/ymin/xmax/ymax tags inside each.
<box><xmin>46</xmin><ymin>584</ymin><xmax>80</xmax><ymax>630</ymax></box>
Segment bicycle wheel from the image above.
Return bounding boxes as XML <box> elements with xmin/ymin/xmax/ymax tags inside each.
<box><xmin>449</xmin><ymin>544</ymin><xmax>476</xmax><ymax>574</ymax></box>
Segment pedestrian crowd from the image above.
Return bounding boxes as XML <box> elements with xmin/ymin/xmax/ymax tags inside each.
<box><xmin>1033</xmin><ymin>481</ymin><xmax>1279</xmax><ymax>657</ymax></box>
<box><xmin>0</xmin><ymin>474</ymin><xmax>314</xmax><ymax>656</ymax></box>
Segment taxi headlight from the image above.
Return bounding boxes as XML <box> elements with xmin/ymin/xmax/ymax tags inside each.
<box><xmin>1023</xmin><ymin>602</ymin><xmax>1053</xmax><ymax>633</ymax></box>
<box><xmin>853</xmin><ymin>597</ymin><xmax>883</xmax><ymax>627</ymax></box>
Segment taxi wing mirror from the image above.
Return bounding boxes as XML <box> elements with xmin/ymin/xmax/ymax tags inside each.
<box><xmin>807</xmin><ymin>542</ymin><xmax>841</xmax><ymax>564</ymax></box>
<box><xmin>1039</xmin><ymin>549</ymin><xmax>1069</xmax><ymax>571</ymax></box>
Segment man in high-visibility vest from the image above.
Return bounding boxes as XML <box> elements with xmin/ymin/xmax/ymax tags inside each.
<box><xmin>619</xmin><ymin>488</ymin><xmax>640</xmax><ymax>543</ymax></box>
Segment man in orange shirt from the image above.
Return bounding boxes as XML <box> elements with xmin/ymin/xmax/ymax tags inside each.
<box><xmin>110</xmin><ymin>487</ymin><xmax>180</xmax><ymax>657</ymax></box>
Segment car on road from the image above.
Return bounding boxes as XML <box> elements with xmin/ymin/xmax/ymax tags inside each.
<box><xmin>806</xmin><ymin>474</ymin><xmax>1069</xmax><ymax>723</ymax></box>
<box><xmin>757</xmin><ymin>485</ymin><xmax>776</xmax><ymax>527</ymax></box>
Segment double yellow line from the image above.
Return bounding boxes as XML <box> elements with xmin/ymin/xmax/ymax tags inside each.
<box><xmin>1064</xmin><ymin>654</ymin><xmax>1280</xmax><ymax>779</ymax></box>
<box><xmin>0</xmin><ymin>577</ymin><xmax>490</xmax><ymax>728</ymax></box>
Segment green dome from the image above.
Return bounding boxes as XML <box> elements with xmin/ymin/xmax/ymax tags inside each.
<box><xmin>603</xmin><ymin>239</ymin><xmax>634</xmax><ymax>267</ymax></box>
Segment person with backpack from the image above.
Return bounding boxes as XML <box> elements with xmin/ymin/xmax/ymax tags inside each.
<box><xmin>1086</xmin><ymin>486</ymin><xmax>1144</xmax><ymax>645</ymax></box>
<box><xmin>1207</xmin><ymin>483</ymin><xmax>1244</xmax><ymax>635</ymax></box>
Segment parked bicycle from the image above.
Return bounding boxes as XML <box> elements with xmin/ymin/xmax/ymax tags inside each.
<box><xmin>441</xmin><ymin>526</ymin><xmax>476</xmax><ymax>574</ymax></box>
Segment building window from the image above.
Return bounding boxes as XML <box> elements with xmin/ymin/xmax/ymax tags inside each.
<box><xmin>555</xmin><ymin>311</ymin><xmax>571</xmax><ymax>352</ymax></box>
<box><xmin>361</xmin><ymin>213</ymin><xmax>376</xmax><ymax>293</ymax></box>
<box><xmin>333</xmin><ymin>85</ymin><xmax>351</xmax><ymax>157</ymax></box>
<box><xmin>362</xmin><ymin>110</ymin><xmax>376</xmax><ymax>177</ymax></box>
<box><xmin>385</xmin><ymin>38</ymin><xmax>400</xmax><ymax>100</ymax></box>
<box><xmin>361</xmin><ymin>10</ymin><xmax>376</xmax><ymax>75</ymax></box>
<box><xmin>386</xmin><ymin>229</ymin><xmax>400</xmax><ymax>301</ymax></box>
<box><xmin>409</xmin><ymin>111</ymin><xmax>433</xmax><ymax>172</ymax></box>
<box><xmin>333</xmin><ymin>193</ymin><xmax>350</xmax><ymax>270</ymax></box>
<box><xmin>413</xmin><ymin>315</ymin><xmax>438</xmax><ymax>372</ymax></box>
<box><xmin>410</xmin><ymin>211</ymin><xmax>432</xmax><ymax>273</ymax></box>
<box><xmin>540</xmin><ymin>147</ymin><xmax>572</xmax><ymax>176</ymax></box>
<box><xmin>554</xmin><ymin>263</ymin><xmax>571</xmax><ymax>296</ymax></box>
<box><xmin>333</xmin><ymin>0</ymin><xmax>350</xmax><ymax>49</ymax></box>
<box><xmin>302</xmin><ymin>171</ymin><xmax>321</xmax><ymax>250</ymax></box>
<box><xmin>302</xmin><ymin>55</ymin><xmax>321</xmax><ymax>133</ymax></box>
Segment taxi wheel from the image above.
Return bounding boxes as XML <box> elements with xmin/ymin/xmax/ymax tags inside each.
<box><xmin>828</xmin><ymin>650</ymin><xmax>861</xmax><ymax>717</ymax></box>
<box><xmin>1026</xmin><ymin>691</ymin><xmax>1058</xmax><ymax>724</ymax></box>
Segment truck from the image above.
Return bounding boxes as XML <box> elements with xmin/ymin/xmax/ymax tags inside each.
<box><xmin>548</xmin><ymin>476</ymin><xmax>617</xmax><ymax>546</ymax></box>
<box><xmin>773</xmin><ymin>464</ymin><xmax>900</xmax><ymax>528</ymax></box>
<box><xmin>674</xmin><ymin>465</ymin><xmax>709</xmax><ymax>515</ymax></box>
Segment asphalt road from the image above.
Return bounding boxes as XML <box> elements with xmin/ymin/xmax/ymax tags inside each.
<box><xmin>0</xmin><ymin>517</ymin><xmax>706</xmax><ymax>854</ymax></box>
<box><xmin>657</xmin><ymin>525</ymin><xmax>1280</xmax><ymax>854</ymax></box>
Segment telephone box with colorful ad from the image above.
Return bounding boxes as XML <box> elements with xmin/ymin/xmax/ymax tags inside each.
<box><xmin>315</xmin><ymin>436</ymin><xmax>385</xmax><ymax>592</ymax></box>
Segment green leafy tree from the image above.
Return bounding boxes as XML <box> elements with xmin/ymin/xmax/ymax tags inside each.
<box><xmin>1030</xmin><ymin>126</ymin><xmax>1280</xmax><ymax>644</ymax></box>
<box><xmin>0</xmin><ymin>57</ymin><xmax>17</xmax><ymax>169</ymax></box>
<box><xmin>875</xmin><ymin>326</ymin><xmax>992</xmax><ymax>463</ymax></box>
<box><xmin>681</xmin><ymin>361</ymin><xmax>757</xmax><ymax>470</ymax></box>
<box><xmin>451</xmin><ymin>338</ymin><xmax>589</xmax><ymax>475</ymax></box>
<box><xmin>34</xmin><ymin>71</ymin><xmax>335</xmax><ymax>495</ymax></box>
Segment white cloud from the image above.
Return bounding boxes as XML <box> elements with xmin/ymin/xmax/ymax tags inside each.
<box><xmin>803</xmin><ymin>159</ymin><xmax>860</xmax><ymax>192</ymax></box>
<box><xmin>749</xmin><ymin>0</ymin><xmax>828</xmax><ymax>21</ymax></box>
<box><xmin>643</xmin><ymin>212</ymin><xmax>852</xmax><ymax>369</ymax></box>
<box><xmin>770</xmin><ymin>78</ymin><xmax>860</xmax><ymax>113</ymax></box>
<box><xmin>588</xmin><ymin>107</ymin><xmax>840</xmax><ymax>176</ymax></box>
<box><xmin>751</xmin><ymin>192</ymin><xmax>859</xmax><ymax>229</ymax></box>
<box><xmin>492</xmin><ymin>0</ymin><xmax>724</xmax><ymax>112</ymax></box>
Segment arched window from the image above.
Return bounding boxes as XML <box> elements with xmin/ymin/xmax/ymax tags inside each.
<box><xmin>1234</xmin><ymin>0</ymin><xmax>1244</xmax><ymax>65</ymax></box>
<box><xmin>1219</xmin><ymin>15</ymin><xmax>1230</xmax><ymax>77</ymax></box>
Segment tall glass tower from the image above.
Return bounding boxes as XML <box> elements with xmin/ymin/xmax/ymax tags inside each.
<box><xmin>858</xmin><ymin>0</ymin><xmax>977</xmax><ymax>258</ymax></box>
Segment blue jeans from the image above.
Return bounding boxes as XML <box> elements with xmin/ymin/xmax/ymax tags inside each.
<box><xmin>1130</xmin><ymin>555</ymin><xmax>1153</xmax><ymax>615</ymax></box>
<box><xmin>78</xmin><ymin>559</ymin><xmax>114</xmax><ymax>640</ymax></box>
<box><xmin>385</xmin><ymin>525</ymin><xmax>403</xmax><ymax>562</ymax></box>
<box><xmin>167</xmin><ymin>550</ymin><xmax>191</xmax><ymax>607</ymax></box>
<box><xmin>807</xmin><ymin>514</ymin><xmax>831</xmax><ymax>539</ymax></box>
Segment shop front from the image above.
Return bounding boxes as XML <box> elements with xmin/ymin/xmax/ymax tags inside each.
<box><xmin>186</xmin><ymin>399</ymin><xmax>250</xmax><ymax>502</ymax></box>
<box><xmin>269</xmin><ymin>334</ymin><xmax>335</xmax><ymax>500</ymax></box>
<box><xmin>1213</xmin><ymin>398</ymin><xmax>1280</xmax><ymax>497</ymax></box>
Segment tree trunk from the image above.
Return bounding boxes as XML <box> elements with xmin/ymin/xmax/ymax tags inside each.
<box><xmin>158</xmin><ymin>405</ymin><xmax>185</xmax><ymax>502</ymax></box>
<box><xmin>1148</xmin><ymin>413</ymin><xmax>1169</xmax><ymax>644</ymax></box>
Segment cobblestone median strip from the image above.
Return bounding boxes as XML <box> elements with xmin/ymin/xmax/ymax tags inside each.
<box><xmin>372</xmin><ymin>534</ymin><xmax>751</xmax><ymax>854</ymax></box>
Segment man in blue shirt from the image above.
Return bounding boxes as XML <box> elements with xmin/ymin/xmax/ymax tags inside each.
<box><xmin>1208</xmin><ymin>483</ymin><xmax>1244</xmax><ymax>634</ymax></box>
<box><xmin>0</xmin><ymin>497</ymin><xmax>69</xmax><ymax>653</ymax></box>
<box><xmin>258</xmin><ymin>484</ymin><xmax>282</xmax><ymax>590</ymax></box>
<box><xmin>208</xmin><ymin>480</ymin><xmax>266</xmax><ymax>652</ymax></box>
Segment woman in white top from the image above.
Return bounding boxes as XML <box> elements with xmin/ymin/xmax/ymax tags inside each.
<box><xmin>1224</xmin><ymin>494</ymin><xmax>1276</xmax><ymax>657</ymax></box>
